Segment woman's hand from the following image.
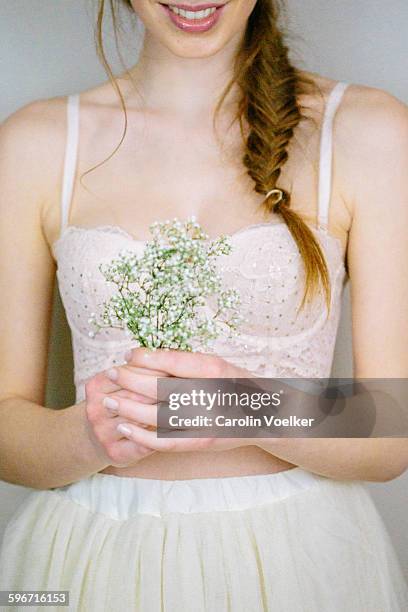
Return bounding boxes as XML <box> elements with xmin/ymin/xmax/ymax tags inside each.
<box><xmin>84</xmin><ymin>362</ymin><xmax>171</xmax><ymax>468</ymax></box>
<box><xmin>99</xmin><ymin>347</ymin><xmax>254</xmax><ymax>454</ymax></box>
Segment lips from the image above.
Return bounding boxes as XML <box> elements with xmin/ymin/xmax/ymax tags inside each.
<box><xmin>159</xmin><ymin>2</ymin><xmax>226</xmax><ymax>33</ymax></box>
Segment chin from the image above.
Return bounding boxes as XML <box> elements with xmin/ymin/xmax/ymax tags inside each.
<box><xmin>161</xmin><ymin>33</ymin><xmax>236</xmax><ymax>60</ymax></box>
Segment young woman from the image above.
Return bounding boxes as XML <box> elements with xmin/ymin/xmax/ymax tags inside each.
<box><xmin>1</xmin><ymin>0</ymin><xmax>407</xmax><ymax>609</ymax></box>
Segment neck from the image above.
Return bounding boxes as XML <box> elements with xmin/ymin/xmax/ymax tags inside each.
<box><xmin>126</xmin><ymin>30</ymin><xmax>243</xmax><ymax>116</ymax></box>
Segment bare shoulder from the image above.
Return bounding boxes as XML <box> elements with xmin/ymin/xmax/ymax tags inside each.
<box><xmin>0</xmin><ymin>88</ymin><xmax>119</xmax><ymax>229</ymax></box>
<box><xmin>300</xmin><ymin>70</ymin><xmax>408</xmax><ymax>133</ymax></box>
<box><xmin>334</xmin><ymin>85</ymin><xmax>408</xmax><ymax>224</ymax></box>
<box><xmin>303</xmin><ymin>73</ymin><xmax>408</xmax><ymax>182</ymax></box>
<box><xmin>298</xmin><ymin>72</ymin><xmax>408</xmax><ymax>234</ymax></box>
<box><xmin>0</xmin><ymin>78</ymin><xmax>124</xmax><ymax>178</ymax></box>
<box><xmin>1</xmin><ymin>96</ymin><xmax>68</xmax><ymax>154</ymax></box>
<box><xmin>0</xmin><ymin>96</ymin><xmax>68</xmax><ymax>199</ymax></box>
<box><xmin>335</xmin><ymin>81</ymin><xmax>408</xmax><ymax>149</ymax></box>
<box><xmin>333</xmin><ymin>82</ymin><xmax>408</xmax><ymax>210</ymax></box>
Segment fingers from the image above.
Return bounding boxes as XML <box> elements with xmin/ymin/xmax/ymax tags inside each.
<box><xmin>104</xmin><ymin>434</ymin><xmax>155</xmax><ymax>466</ymax></box>
<box><xmin>123</xmin><ymin>363</ymin><xmax>171</xmax><ymax>378</ymax></box>
<box><xmin>105</xmin><ymin>366</ymin><xmax>162</xmax><ymax>399</ymax></box>
<box><xmin>86</xmin><ymin>362</ymin><xmax>170</xmax><ymax>402</ymax></box>
<box><xmin>85</xmin><ymin>370</ymin><xmax>162</xmax><ymax>468</ymax></box>
<box><xmin>116</xmin><ymin>421</ymin><xmax>215</xmax><ymax>452</ymax></box>
<box><xmin>103</xmin><ymin>395</ymin><xmax>158</xmax><ymax>428</ymax></box>
<box><xmin>86</xmin><ymin>371</ymin><xmax>122</xmax><ymax>396</ymax></box>
<box><xmin>125</xmin><ymin>347</ymin><xmax>235</xmax><ymax>379</ymax></box>
<box><xmin>113</xmin><ymin>388</ymin><xmax>157</xmax><ymax>405</ymax></box>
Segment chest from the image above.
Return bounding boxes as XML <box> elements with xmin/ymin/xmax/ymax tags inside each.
<box><xmin>53</xmin><ymin>223</ymin><xmax>345</xmax><ymax>349</ymax></box>
<box><xmin>43</xmin><ymin>105</ymin><xmax>351</xmax><ymax>263</ymax></box>
<box><xmin>45</xmin><ymin>110</ymin><xmax>323</xmax><ymax>247</ymax></box>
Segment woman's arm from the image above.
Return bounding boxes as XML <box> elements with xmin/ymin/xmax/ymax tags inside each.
<box><xmin>0</xmin><ymin>101</ymin><xmax>110</xmax><ymax>489</ymax></box>
<box><xmin>258</xmin><ymin>86</ymin><xmax>408</xmax><ymax>481</ymax></box>
<box><xmin>0</xmin><ymin>397</ymin><xmax>109</xmax><ymax>489</ymax></box>
<box><xmin>113</xmin><ymin>347</ymin><xmax>408</xmax><ymax>483</ymax></box>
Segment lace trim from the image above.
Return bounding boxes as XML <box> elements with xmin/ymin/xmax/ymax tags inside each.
<box><xmin>52</xmin><ymin>222</ymin><xmax>345</xmax><ymax>263</ymax></box>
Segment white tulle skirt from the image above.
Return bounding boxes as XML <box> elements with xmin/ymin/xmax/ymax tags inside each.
<box><xmin>0</xmin><ymin>466</ymin><xmax>407</xmax><ymax>611</ymax></box>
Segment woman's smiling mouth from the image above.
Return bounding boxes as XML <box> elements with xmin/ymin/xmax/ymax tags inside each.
<box><xmin>159</xmin><ymin>3</ymin><xmax>227</xmax><ymax>32</ymax></box>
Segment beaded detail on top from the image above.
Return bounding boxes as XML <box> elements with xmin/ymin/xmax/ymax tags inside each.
<box><xmin>52</xmin><ymin>82</ymin><xmax>350</xmax><ymax>403</ymax></box>
<box><xmin>52</xmin><ymin>221</ymin><xmax>346</xmax><ymax>402</ymax></box>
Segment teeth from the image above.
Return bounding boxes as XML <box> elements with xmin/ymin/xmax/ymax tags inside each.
<box><xmin>168</xmin><ymin>6</ymin><xmax>217</xmax><ymax>19</ymax></box>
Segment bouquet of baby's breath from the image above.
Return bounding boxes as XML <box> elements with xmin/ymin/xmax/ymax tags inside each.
<box><xmin>88</xmin><ymin>217</ymin><xmax>243</xmax><ymax>351</ymax></box>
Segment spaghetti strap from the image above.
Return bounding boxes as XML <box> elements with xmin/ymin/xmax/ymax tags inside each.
<box><xmin>317</xmin><ymin>81</ymin><xmax>350</xmax><ymax>231</ymax></box>
<box><xmin>60</xmin><ymin>93</ymin><xmax>80</xmax><ymax>236</ymax></box>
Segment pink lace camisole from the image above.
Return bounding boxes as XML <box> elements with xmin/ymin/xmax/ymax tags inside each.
<box><xmin>51</xmin><ymin>82</ymin><xmax>350</xmax><ymax>403</ymax></box>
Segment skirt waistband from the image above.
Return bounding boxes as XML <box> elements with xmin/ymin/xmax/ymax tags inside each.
<box><xmin>53</xmin><ymin>467</ymin><xmax>328</xmax><ymax>520</ymax></box>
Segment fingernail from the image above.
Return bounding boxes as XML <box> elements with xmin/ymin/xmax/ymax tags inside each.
<box><xmin>117</xmin><ymin>423</ymin><xmax>132</xmax><ymax>437</ymax></box>
<box><xmin>124</xmin><ymin>350</ymin><xmax>132</xmax><ymax>362</ymax></box>
<box><xmin>106</xmin><ymin>368</ymin><xmax>118</xmax><ymax>381</ymax></box>
<box><xmin>103</xmin><ymin>397</ymin><xmax>119</xmax><ymax>412</ymax></box>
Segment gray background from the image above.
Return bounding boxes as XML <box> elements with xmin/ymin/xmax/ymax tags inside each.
<box><xmin>0</xmin><ymin>0</ymin><xmax>407</xmax><ymax>575</ymax></box>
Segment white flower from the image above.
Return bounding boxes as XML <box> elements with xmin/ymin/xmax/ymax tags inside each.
<box><xmin>90</xmin><ymin>217</ymin><xmax>243</xmax><ymax>350</ymax></box>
